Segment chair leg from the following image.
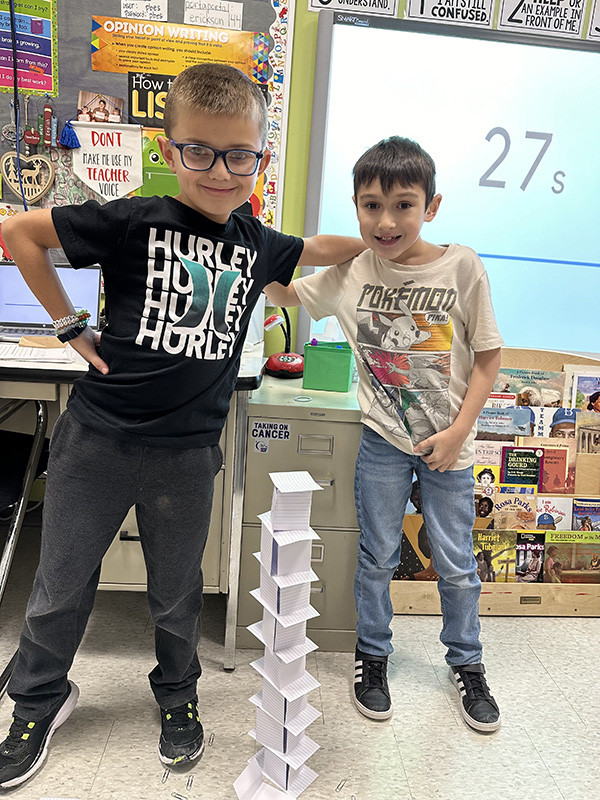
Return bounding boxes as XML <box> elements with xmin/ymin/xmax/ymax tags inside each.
<box><xmin>0</xmin><ymin>400</ymin><xmax>48</xmax><ymax>696</ymax></box>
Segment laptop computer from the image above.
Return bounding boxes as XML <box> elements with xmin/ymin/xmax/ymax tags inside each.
<box><xmin>0</xmin><ymin>262</ymin><xmax>102</xmax><ymax>342</ymax></box>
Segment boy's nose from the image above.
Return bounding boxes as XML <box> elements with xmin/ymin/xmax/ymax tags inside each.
<box><xmin>207</xmin><ymin>154</ymin><xmax>231</xmax><ymax>179</ymax></box>
<box><xmin>378</xmin><ymin>214</ymin><xmax>396</xmax><ymax>230</ymax></box>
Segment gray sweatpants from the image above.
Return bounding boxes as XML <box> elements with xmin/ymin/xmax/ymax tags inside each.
<box><xmin>8</xmin><ymin>410</ymin><xmax>222</xmax><ymax>720</ymax></box>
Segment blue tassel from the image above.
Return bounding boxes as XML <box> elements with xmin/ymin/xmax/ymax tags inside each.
<box><xmin>58</xmin><ymin>121</ymin><xmax>80</xmax><ymax>149</ymax></box>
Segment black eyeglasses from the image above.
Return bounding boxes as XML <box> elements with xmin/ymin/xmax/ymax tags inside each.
<box><xmin>168</xmin><ymin>140</ymin><xmax>264</xmax><ymax>176</ymax></box>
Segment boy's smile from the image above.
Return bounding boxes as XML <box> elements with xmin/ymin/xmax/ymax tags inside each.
<box><xmin>354</xmin><ymin>180</ymin><xmax>442</xmax><ymax>265</ymax></box>
<box><xmin>158</xmin><ymin>111</ymin><xmax>270</xmax><ymax>224</ymax></box>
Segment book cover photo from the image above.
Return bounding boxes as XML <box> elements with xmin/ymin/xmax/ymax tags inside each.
<box><xmin>493</xmin><ymin>485</ymin><xmax>537</xmax><ymax>530</ymax></box>
<box><xmin>515</xmin><ymin>531</ymin><xmax>545</xmax><ymax>583</ymax></box>
<box><xmin>474</xmin><ymin>485</ymin><xmax>496</xmax><ymax>526</ymax></box>
<box><xmin>572</xmin><ymin>498</ymin><xmax>600</xmax><ymax>531</ymax></box>
<box><xmin>517</xmin><ymin>436</ymin><xmax>576</xmax><ymax>494</ymax></box>
<box><xmin>571</xmin><ymin>374</ymin><xmax>600</xmax><ymax>412</ymax></box>
<box><xmin>576</xmin><ymin>410</ymin><xmax>600</xmax><ymax>454</ymax></box>
<box><xmin>473</xmin><ymin>529</ymin><xmax>517</xmax><ymax>583</ymax></box>
<box><xmin>544</xmin><ymin>531</ymin><xmax>600</xmax><ymax>583</ymax></box>
<box><xmin>536</xmin><ymin>495</ymin><xmax>573</xmax><ymax>531</ymax></box>
<box><xmin>476</xmin><ymin>407</ymin><xmax>533</xmax><ymax>442</ymax></box>
<box><xmin>500</xmin><ymin>446</ymin><xmax>544</xmax><ymax>489</ymax></box>
<box><xmin>493</xmin><ymin>368</ymin><xmax>565</xmax><ymax>407</ymax></box>
<box><xmin>531</xmin><ymin>406</ymin><xmax>577</xmax><ymax>440</ymax></box>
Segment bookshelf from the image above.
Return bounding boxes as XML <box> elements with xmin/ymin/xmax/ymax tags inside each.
<box><xmin>390</xmin><ymin>347</ymin><xmax>600</xmax><ymax>618</ymax></box>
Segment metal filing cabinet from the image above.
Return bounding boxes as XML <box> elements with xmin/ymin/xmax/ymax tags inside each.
<box><xmin>236</xmin><ymin>377</ymin><xmax>362</xmax><ymax>651</ymax></box>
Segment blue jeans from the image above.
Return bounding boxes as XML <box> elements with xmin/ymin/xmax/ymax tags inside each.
<box><xmin>354</xmin><ymin>425</ymin><xmax>482</xmax><ymax>666</ymax></box>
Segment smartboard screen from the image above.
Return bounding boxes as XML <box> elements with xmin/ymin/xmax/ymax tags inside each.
<box><xmin>313</xmin><ymin>17</ymin><xmax>600</xmax><ymax>353</ymax></box>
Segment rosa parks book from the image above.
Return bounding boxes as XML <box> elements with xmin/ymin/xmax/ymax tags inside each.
<box><xmin>515</xmin><ymin>531</ymin><xmax>545</xmax><ymax>583</ymax></box>
<box><xmin>493</xmin><ymin>485</ymin><xmax>537</xmax><ymax>530</ymax></box>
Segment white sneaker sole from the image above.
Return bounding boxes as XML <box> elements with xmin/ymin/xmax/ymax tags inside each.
<box><xmin>158</xmin><ymin>737</ymin><xmax>206</xmax><ymax>766</ymax></box>
<box><xmin>1</xmin><ymin>680</ymin><xmax>79</xmax><ymax>789</ymax></box>
<box><xmin>449</xmin><ymin>668</ymin><xmax>501</xmax><ymax>733</ymax></box>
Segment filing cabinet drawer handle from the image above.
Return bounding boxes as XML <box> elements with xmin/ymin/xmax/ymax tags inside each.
<box><xmin>315</xmin><ymin>478</ymin><xmax>335</xmax><ymax>487</ymax></box>
<box><xmin>310</xmin><ymin>581</ymin><xmax>325</xmax><ymax>594</ymax></box>
<box><xmin>119</xmin><ymin>530</ymin><xmax>141</xmax><ymax>542</ymax></box>
<box><xmin>297</xmin><ymin>433</ymin><xmax>334</xmax><ymax>455</ymax></box>
<box><xmin>311</xmin><ymin>543</ymin><xmax>325</xmax><ymax>563</ymax></box>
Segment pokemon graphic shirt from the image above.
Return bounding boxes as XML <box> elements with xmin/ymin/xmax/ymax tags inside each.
<box><xmin>295</xmin><ymin>245</ymin><xmax>504</xmax><ymax>470</ymax></box>
<box><xmin>52</xmin><ymin>197</ymin><xmax>303</xmax><ymax>447</ymax></box>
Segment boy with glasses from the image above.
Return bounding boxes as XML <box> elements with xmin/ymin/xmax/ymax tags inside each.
<box><xmin>0</xmin><ymin>64</ymin><xmax>363</xmax><ymax>789</ymax></box>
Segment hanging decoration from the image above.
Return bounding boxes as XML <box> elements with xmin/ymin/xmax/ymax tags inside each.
<box><xmin>0</xmin><ymin>151</ymin><xmax>55</xmax><ymax>204</ymax></box>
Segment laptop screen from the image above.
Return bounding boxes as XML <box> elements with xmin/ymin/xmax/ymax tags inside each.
<box><xmin>0</xmin><ymin>264</ymin><xmax>102</xmax><ymax>328</ymax></box>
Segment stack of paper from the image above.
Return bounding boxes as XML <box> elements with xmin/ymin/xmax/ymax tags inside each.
<box><xmin>234</xmin><ymin>472</ymin><xmax>323</xmax><ymax>800</ymax></box>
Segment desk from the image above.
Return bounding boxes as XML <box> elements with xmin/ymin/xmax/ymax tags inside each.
<box><xmin>0</xmin><ymin>348</ymin><xmax>264</xmax><ymax>671</ymax></box>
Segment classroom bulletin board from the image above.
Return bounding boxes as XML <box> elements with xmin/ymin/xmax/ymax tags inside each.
<box><xmin>0</xmin><ymin>0</ymin><xmax>293</xmax><ymax>227</ymax></box>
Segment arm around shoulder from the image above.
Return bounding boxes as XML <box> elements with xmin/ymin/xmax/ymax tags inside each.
<box><xmin>264</xmin><ymin>280</ymin><xmax>301</xmax><ymax>308</ymax></box>
<box><xmin>299</xmin><ymin>234</ymin><xmax>365</xmax><ymax>267</ymax></box>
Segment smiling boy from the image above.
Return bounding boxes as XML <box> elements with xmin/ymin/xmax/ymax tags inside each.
<box><xmin>0</xmin><ymin>64</ymin><xmax>364</xmax><ymax>789</ymax></box>
<box><xmin>266</xmin><ymin>136</ymin><xmax>504</xmax><ymax>733</ymax></box>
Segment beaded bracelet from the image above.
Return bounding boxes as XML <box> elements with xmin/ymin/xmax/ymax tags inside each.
<box><xmin>54</xmin><ymin>309</ymin><xmax>90</xmax><ymax>343</ymax></box>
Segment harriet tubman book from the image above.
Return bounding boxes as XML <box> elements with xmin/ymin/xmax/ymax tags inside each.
<box><xmin>544</xmin><ymin>530</ymin><xmax>600</xmax><ymax>583</ymax></box>
<box><xmin>536</xmin><ymin>495</ymin><xmax>573</xmax><ymax>531</ymax></box>
<box><xmin>493</xmin><ymin>485</ymin><xmax>537</xmax><ymax>530</ymax></box>
<box><xmin>517</xmin><ymin>436</ymin><xmax>575</xmax><ymax>494</ymax></box>
<box><xmin>500</xmin><ymin>446</ymin><xmax>544</xmax><ymax>489</ymax></box>
<box><xmin>493</xmin><ymin>368</ymin><xmax>565</xmax><ymax>407</ymax></box>
<box><xmin>473</xmin><ymin>529</ymin><xmax>517</xmax><ymax>583</ymax></box>
<box><xmin>572</xmin><ymin>498</ymin><xmax>600</xmax><ymax>531</ymax></box>
<box><xmin>515</xmin><ymin>531</ymin><xmax>545</xmax><ymax>583</ymax></box>
<box><xmin>476</xmin><ymin>407</ymin><xmax>532</xmax><ymax>442</ymax></box>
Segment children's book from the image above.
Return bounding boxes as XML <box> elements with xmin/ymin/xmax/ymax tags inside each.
<box><xmin>571</xmin><ymin>373</ymin><xmax>600</xmax><ymax>411</ymax></box>
<box><xmin>572</xmin><ymin>498</ymin><xmax>600</xmax><ymax>531</ymax></box>
<box><xmin>544</xmin><ymin>530</ymin><xmax>600</xmax><ymax>583</ymax></box>
<box><xmin>493</xmin><ymin>368</ymin><xmax>565</xmax><ymax>407</ymax></box>
<box><xmin>493</xmin><ymin>485</ymin><xmax>537</xmax><ymax>529</ymax></box>
<box><xmin>536</xmin><ymin>495</ymin><xmax>573</xmax><ymax>531</ymax></box>
<box><xmin>575</xmin><ymin>410</ymin><xmax>600</xmax><ymax>454</ymax></box>
<box><xmin>484</xmin><ymin>392</ymin><xmax>519</xmax><ymax>409</ymax></box>
<box><xmin>515</xmin><ymin>531</ymin><xmax>545</xmax><ymax>583</ymax></box>
<box><xmin>474</xmin><ymin>465</ymin><xmax>500</xmax><ymax>495</ymax></box>
<box><xmin>391</xmin><ymin>515</ymin><xmax>438</xmax><ymax>581</ymax></box>
<box><xmin>474</xmin><ymin>440</ymin><xmax>504</xmax><ymax>466</ymax></box>
<box><xmin>473</xmin><ymin>529</ymin><xmax>517</xmax><ymax>583</ymax></box>
<box><xmin>562</xmin><ymin>364</ymin><xmax>600</xmax><ymax>407</ymax></box>
<box><xmin>476</xmin><ymin>407</ymin><xmax>532</xmax><ymax>442</ymax></box>
<box><xmin>517</xmin><ymin>436</ymin><xmax>575</xmax><ymax>494</ymax></box>
<box><xmin>474</xmin><ymin>484</ymin><xmax>496</xmax><ymax>522</ymax></box>
<box><xmin>529</xmin><ymin>407</ymin><xmax>564</xmax><ymax>438</ymax></box>
<box><xmin>500</xmin><ymin>446</ymin><xmax>544</xmax><ymax>489</ymax></box>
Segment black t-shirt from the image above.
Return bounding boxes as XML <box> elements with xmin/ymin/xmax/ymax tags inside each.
<box><xmin>52</xmin><ymin>196</ymin><xmax>303</xmax><ymax>447</ymax></box>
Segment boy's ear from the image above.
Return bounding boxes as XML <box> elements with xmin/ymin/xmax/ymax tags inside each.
<box><xmin>352</xmin><ymin>195</ymin><xmax>356</xmax><ymax>207</ymax></box>
<box><xmin>425</xmin><ymin>193</ymin><xmax>442</xmax><ymax>222</ymax></box>
<box><xmin>257</xmin><ymin>149</ymin><xmax>272</xmax><ymax>177</ymax></box>
<box><xmin>157</xmin><ymin>136</ymin><xmax>177</xmax><ymax>174</ymax></box>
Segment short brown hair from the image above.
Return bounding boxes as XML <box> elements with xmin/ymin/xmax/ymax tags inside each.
<box><xmin>353</xmin><ymin>136</ymin><xmax>436</xmax><ymax>207</ymax></box>
<box><xmin>163</xmin><ymin>63</ymin><xmax>268</xmax><ymax>145</ymax></box>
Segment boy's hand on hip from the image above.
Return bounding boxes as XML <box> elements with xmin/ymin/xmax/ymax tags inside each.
<box><xmin>414</xmin><ymin>428</ymin><xmax>464</xmax><ymax>472</ymax></box>
<box><xmin>69</xmin><ymin>328</ymin><xmax>109</xmax><ymax>375</ymax></box>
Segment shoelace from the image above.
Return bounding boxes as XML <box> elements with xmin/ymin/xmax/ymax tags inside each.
<box><xmin>362</xmin><ymin>659</ymin><xmax>387</xmax><ymax>690</ymax></box>
<box><xmin>163</xmin><ymin>703</ymin><xmax>196</xmax><ymax>731</ymax></box>
<box><xmin>460</xmin><ymin>671</ymin><xmax>492</xmax><ymax>701</ymax></box>
<box><xmin>2</xmin><ymin>718</ymin><xmax>30</xmax><ymax>754</ymax></box>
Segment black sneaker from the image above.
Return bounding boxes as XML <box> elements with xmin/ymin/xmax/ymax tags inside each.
<box><xmin>450</xmin><ymin>663</ymin><xmax>500</xmax><ymax>732</ymax></box>
<box><xmin>352</xmin><ymin>648</ymin><xmax>392</xmax><ymax>720</ymax></box>
<box><xmin>0</xmin><ymin>680</ymin><xmax>79</xmax><ymax>789</ymax></box>
<box><xmin>158</xmin><ymin>697</ymin><xmax>205</xmax><ymax>766</ymax></box>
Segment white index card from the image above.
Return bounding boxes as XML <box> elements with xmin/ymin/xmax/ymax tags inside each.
<box><xmin>251</xmin><ymin>658</ymin><xmax>320</xmax><ymax>701</ymax></box>
<box><xmin>257</xmin><ymin>750</ymin><xmax>319</xmax><ymax>798</ymax></box>
<box><xmin>233</xmin><ymin>757</ymin><xmax>289</xmax><ymax>799</ymax></box>
<box><xmin>269</xmin><ymin>472</ymin><xmax>324</xmax><ymax>494</ymax></box>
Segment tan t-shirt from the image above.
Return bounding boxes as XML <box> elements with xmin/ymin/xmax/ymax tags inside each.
<box><xmin>295</xmin><ymin>244</ymin><xmax>504</xmax><ymax>470</ymax></box>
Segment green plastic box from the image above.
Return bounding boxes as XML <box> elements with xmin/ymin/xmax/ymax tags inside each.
<box><xmin>302</xmin><ymin>341</ymin><xmax>355</xmax><ymax>393</ymax></box>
